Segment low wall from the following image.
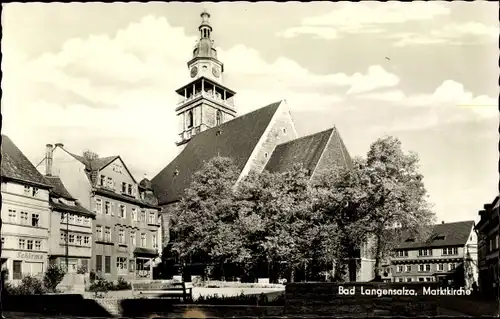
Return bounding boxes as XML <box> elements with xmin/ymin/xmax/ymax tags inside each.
<box><xmin>120</xmin><ymin>300</ymin><xmax>283</xmax><ymax>318</ymax></box>
<box><xmin>285</xmin><ymin>282</ymin><xmax>439</xmax><ymax>316</ymax></box>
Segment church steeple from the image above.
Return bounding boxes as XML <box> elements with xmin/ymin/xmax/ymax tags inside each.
<box><xmin>174</xmin><ymin>10</ymin><xmax>237</xmax><ymax>150</ymax></box>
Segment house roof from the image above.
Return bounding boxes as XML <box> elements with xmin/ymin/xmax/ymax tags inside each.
<box><xmin>51</xmin><ymin>200</ymin><xmax>95</xmax><ymax>218</ymax></box>
<box><xmin>1</xmin><ymin>135</ymin><xmax>51</xmax><ymax>188</ymax></box>
<box><xmin>151</xmin><ymin>101</ymin><xmax>283</xmax><ymax>205</ymax></box>
<box><xmin>265</xmin><ymin>128</ymin><xmax>333</xmax><ymax>174</ymax></box>
<box><xmin>396</xmin><ymin>220</ymin><xmax>474</xmax><ymax>249</ymax></box>
<box><xmin>45</xmin><ymin>176</ymin><xmax>76</xmax><ymax>200</ymax></box>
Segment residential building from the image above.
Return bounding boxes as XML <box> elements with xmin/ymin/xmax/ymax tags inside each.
<box><xmin>43</xmin><ymin>144</ymin><xmax>96</xmax><ymax>272</ymax></box>
<box><xmin>151</xmin><ymin>11</ymin><xmax>374</xmax><ymax>282</ymax></box>
<box><xmin>390</xmin><ymin>220</ymin><xmax>477</xmax><ymax>288</ymax></box>
<box><xmin>475</xmin><ymin>196</ymin><xmax>499</xmax><ymax>297</ymax></box>
<box><xmin>1</xmin><ymin>135</ymin><xmax>52</xmax><ymax>282</ymax></box>
<box><xmin>36</xmin><ymin>144</ymin><xmax>161</xmax><ymax>282</ymax></box>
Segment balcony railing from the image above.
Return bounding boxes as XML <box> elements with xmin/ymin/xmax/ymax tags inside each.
<box><xmin>177</xmin><ymin>91</ymin><xmax>234</xmax><ymax>108</ymax></box>
<box><xmin>178</xmin><ymin>126</ymin><xmax>201</xmax><ymax>142</ymax></box>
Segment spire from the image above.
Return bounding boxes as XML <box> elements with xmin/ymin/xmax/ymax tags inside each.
<box><xmin>192</xmin><ymin>10</ymin><xmax>217</xmax><ymax>59</ymax></box>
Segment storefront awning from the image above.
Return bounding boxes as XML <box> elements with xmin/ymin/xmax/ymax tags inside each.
<box><xmin>133</xmin><ymin>247</ymin><xmax>159</xmax><ymax>257</ymax></box>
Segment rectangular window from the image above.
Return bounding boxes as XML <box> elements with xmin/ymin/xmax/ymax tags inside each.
<box><xmin>20</xmin><ymin>212</ymin><xmax>29</xmax><ymax>225</ymax></box>
<box><xmin>140</xmin><ymin>233</ymin><xmax>146</xmax><ymax>247</ymax></box>
<box><xmin>117</xmin><ymin>257</ymin><xmax>127</xmax><ymax>274</ymax></box>
<box><xmin>438</xmin><ymin>263</ymin><xmax>444</xmax><ymax>271</ymax></box>
<box><xmin>104</xmin><ymin>201</ymin><xmax>111</xmax><ymax>215</ymax></box>
<box><xmin>1</xmin><ymin>237</ymin><xmax>5</xmax><ymax>248</ymax></box>
<box><xmin>418</xmin><ymin>249</ymin><xmax>432</xmax><ymax>256</ymax></box>
<box><xmin>69</xmin><ymin>214</ymin><xmax>75</xmax><ymax>224</ymax></box>
<box><xmin>61</xmin><ymin>232</ymin><xmax>67</xmax><ymax>243</ymax></box>
<box><xmin>448</xmin><ymin>263</ymin><xmax>456</xmax><ymax>271</ymax></box>
<box><xmin>406</xmin><ymin>278</ymin><xmax>412</xmax><ymax>282</ymax></box>
<box><xmin>96</xmin><ymin>226</ymin><xmax>103</xmax><ymax>241</ymax></box>
<box><xmin>99</xmin><ymin>175</ymin><xmax>105</xmax><ymax>186</ymax></box>
<box><xmin>418</xmin><ymin>264</ymin><xmax>425</xmax><ymax>272</ymax></box>
<box><xmin>425</xmin><ymin>264</ymin><xmax>431</xmax><ymax>272</ymax></box>
<box><xmin>119</xmin><ymin>205</ymin><xmax>126</xmax><ymax>219</ymax></box>
<box><xmin>396</xmin><ymin>250</ymin><xmax>408</xmax><ymax>257</ymax></box>
<box><xmin>27</xmin><ymin>240</ymin><xmax>33</xmax><ymax>250</ymax></box>
<box><xmin>129</xmin><ymin>260</ymin><xmax>135</xmax><ymax>273</ymax></box>
<box><xmin>418</xmin><ymin>278</ymin><xmax>425</xmax><ymax>282</ymax></box>
<box><xmin>95</xmin><ymin>199</ymin><xmax>102</xmax><ymax>213</ymax></box>
<box><xmin>426</xmin><ymin>277</ymin><xmax>432</xmax><ymax>282</ymax></box>
<box><xmin>140</xmin><ymin>210</ymin><xmax>146</xmax><ymax>223</ymax></box>
<box><xmin>96</xmin><ymin>255</ymin><xmax>103</xmax><ymax>272</ymax></box>
<box><xmin>128</xmin><ymin>184</ymin><xmax>133</xmax><ymax>195</ymax></box>
<box><xmin>76</xmin><ymin>235</ymin><xmax>82</xmax><ymax>246</ymax></box>
<box><xmin>13</xmin><ymin>261</ymin><xmax>22</xmax><ymax>280</ymax></box>
<box><xmin>104</xmin><ymin>227</ymin><xmax>111</xmax><ymax>242</ymax></box>
<box><xmin>121</xmin><ymin>182</ymin><xmax>127</xmax><ymax>193</ymax></box>
<box><xmin>148</xmin><ymin>212</ymin><xmax>155</xmax><ymax>224</ymax></box>
<box><xmin>34</xmin><ymin>240</ymin><xmax>41</xmax><ymax>250</ymax></box>
<box><xmin>24</xmin><ymin>186</ymin><xmax>30</xmax><ymax>195</ymax></box>
<box><xmin>19</xmin><ymin>239</ymin><xmax>26</xmax><ymax>249</ymax></box>
<box><xmin>8</xmin><ymin>209</ymin><xmax>17</xmax><ymax>223</ymax></box>
<box><xmin>104</xmin><ymin>256</ymin><xmax>111</xmax><ymax>273</ymax></box>
<box><xmin>69</xmin><ymin>234</ymin><xmax>75</xmax><ymax>244</ymax></box>
<box><xmin>32</xmin><ymin>187</ymin><xmax>39</xmax><ymax>197</ymax></box>
<box><xmin>77</xmin><ymin>216</ymin><xmax>83</xmax><ymax>224</ymax></box>
<box><xmin>84</xmin><ymin>236</ymin><xmax>90</xmax><ymax>245</ymax></box>
<box><xmin>396</xmin><ymin>265</ymin><xmax>403</xmax><ymax>273</ymax></box>
<box><xmin>397</xmin><ymin>278</ymin><xmax>404</xmax><ymax>283</ymax></box>
<box><xmin>152</xmin><ymin>234</ymin><xmax>158</xmax><ymax>249</ymax></box>
<box><xmin>107</xmin><ymin>177</ymin><xmax>113</xmax><ymax>189</ymax></box>
<box><xmin>31</xmin><ymin>214</ymin><xmax>40</xmax><ymax>227</ymax></box>
<box><xmin>405</xmin><ymin>265</ymin><xmax>411</xmax><ymax>272</ymax></box>
<box><xmin>130</xmin><ymin>232</ymin><xmax>136</xmax><ymax>246</ymax></box>
<box><xmin>119</xmin><ymin>229</ymin><xmax>125</xmax><ymax>244</ymax></box>
<box><xmin>132</xmin><ymin>208</ymin><xmax>137</xmax><ymax>222</ymax></box>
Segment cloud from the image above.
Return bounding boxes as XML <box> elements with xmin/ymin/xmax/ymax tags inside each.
<box><xmin>276</xmin><ymin>2</ymin><xmax>450</xmax><ymax>39</ymax></box>
<box><xmin>391</xmin><ymin>22</ymin><xmax>499</xmax><ymax>46</ymax></box>
<box><xmin>355</xmin><ymin>80</ymin><xmax>498</xmax><ymax>119</ymax></box>
<box><xmin>2</xmin><ymin>14</ymin><xmax>400</xmax><ymax>176</ymax></box>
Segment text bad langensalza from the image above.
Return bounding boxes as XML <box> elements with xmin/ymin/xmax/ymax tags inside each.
<box><xmin>338</xmin><ymin>285</ymin><xmax>472</xmax><ymax>297</ymax></box>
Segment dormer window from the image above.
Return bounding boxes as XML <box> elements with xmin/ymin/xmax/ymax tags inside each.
<box><xmin>174</xmin><ymin>169</ymin><xmax>179</xmax><ymax>176</ymax></box>
<box><xmin>99</xmin><ymin>175</ymin><xmax>105</xmax><ymax>186</ymax></box>
<box><xmin>216</xmin><ymin>129</ymin><xmax>222</xmax><ymax>136</ymax></box>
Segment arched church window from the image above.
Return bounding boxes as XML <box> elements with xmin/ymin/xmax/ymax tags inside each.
<box><xmin>187</xmin><ymin>111</ymin><xmax>194</xmax><ymax>128</ymax></box>
<box><xmin>216</xmin><ymin>110</ymin><xmax>222</xmax><ymax>125</ymax></box>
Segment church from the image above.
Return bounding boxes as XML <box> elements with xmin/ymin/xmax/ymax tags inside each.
<box><xmin>150</xmin><ymin>11</ymin><xmax>373</xmax><ymax>281</ymax></box>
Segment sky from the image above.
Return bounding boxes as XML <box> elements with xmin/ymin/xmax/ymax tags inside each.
<box><xmin>1</xmin><ymin>2</ymin><xmax>498</xmax><ymax>223</ymax></box>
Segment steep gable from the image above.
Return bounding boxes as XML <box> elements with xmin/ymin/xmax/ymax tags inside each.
<box><xmin>151</xmin><ymin>101</ymin><xmax>284</xmax><ymax>205</ymax></box>
<box><xmin>99</xmin><ymin>156</ymin><xmax>138</xmax><ymax>184</ymax></box>
<box><xmin>311</xmin><ymin>127</ymin><xmax>353</xmax><ymax>180</ymax></box>
<box><xmin>1</xmin><ymin>135</ymin><xmax>51</xmax><ymax>188</ymax></box>
<box><xmin>265</xmin><ymin>128</ymin><xmax>333</xmax><ymax>174</ymax></box>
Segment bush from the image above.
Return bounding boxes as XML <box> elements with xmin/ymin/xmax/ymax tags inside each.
<box><xmin>114</xmin><ymin>277</ymin><xmax>131</xmax><ymax>290</ymax></box>
<box><xmin>43</xmin><ymin>264</ymin><xmax>66</xmax><ymax>292</ymax></box>
<box><xmin>89</xmin><ymin>270</ymin><xmax>97</xmax><ymax>283</ymax></box>
<box><xmin>6</xmin><ymin>276</ymin><xmax>47</xmax><ymax>295</ymax></box>
<box><xmin>88</xmin><ymin>278</ymin><xmax>109</xmax><ymax>298</ymax></box>
<box><xmin>192</xmin><ymin>292</ymin><xmax>284</xmax><ymax>306</ymax></box>
<box><xmin>76</xmin><ymin>265</ymin><xmax>88</xmax><ymax>274</ymax></box>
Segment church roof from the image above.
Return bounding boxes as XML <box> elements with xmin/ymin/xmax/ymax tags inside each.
<box><xmin>151</xmin><ymin>101</ymin><xmax>283</xmax><ymax>205</ymax></box>
<box><xmin>395</xmin><ymin>221</ymin><xmax>474</xmax><ymax>249</ymax></box>
<box><xmin>265</xmin><ymin>128</ymin><xmax>334</xmax><ymax>174</ymax></box>
<box><xmin>1</xmin><ymin>135</ymin><xmax>51</xmax><ymax>188</ymax></box>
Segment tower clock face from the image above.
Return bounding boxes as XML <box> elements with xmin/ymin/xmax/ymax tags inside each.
<box><xmin>190</xmin><ymin>66</ymin><xmax>198</xmax><ymax>78</ymax></box>
<box><xmin>212</xmin><ymin>66</ymin><xmax>220</xmax><ymax>78</ymax></box>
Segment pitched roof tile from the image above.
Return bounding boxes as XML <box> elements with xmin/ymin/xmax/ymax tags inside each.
<box><xmin>264</xmin><ymin>128</ymin><xmax>334</xmax><ymax>174</ymax></box>
<box><xmin>396</xmin><ymin>220</ymin><xmax>474</xmax><ymax>249</ymax></box>
<box><xmin>151</xmin><ymin>101</ymin><xmax>283</xmax><ymax>205</ymax></box>
<box><xmin>45</xmin><ymin>176</ymin><xmax>75</xmax><ymax>200</ymax></box>
<box><xmin>1</xmin><ymin>135</ymin><xmax>51</xmax><ymax>188</ymax></box>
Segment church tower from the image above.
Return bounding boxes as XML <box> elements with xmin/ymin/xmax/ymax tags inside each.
<box><xmin>175</xmin><ymin>10</ymin><xmax>237</xmax><ymax>148</ymax></box>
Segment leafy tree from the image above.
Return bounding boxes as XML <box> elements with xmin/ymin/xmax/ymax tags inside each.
<box><xmin>312</xmin><ymin>136</ymin><xmax>435</xmax><ymax>281</ymax></box>
<box><xmin>170</xmin><ymin>157</ymin><xmax>250</xmax><ymax>273</ymax></box>
<box><xmin>362</xmin><ymin>136</ymin><xmax>435</xmax><ymax>278</ymax></box>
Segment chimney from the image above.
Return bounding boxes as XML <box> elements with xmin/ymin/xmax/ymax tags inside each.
<box><xmin>55</xmin><ymin>143</ymin><xmax>64</xmax><ymax>148</ymax></box>
<box><xmin>45</xmin><ymin>144</ymin><xmax>53</xmax><ymax>176</ymax></box>
<box><xmin>441</xmin><ymin>221</ymin><xmax>444</xmax><ymax>224</ymax></box>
